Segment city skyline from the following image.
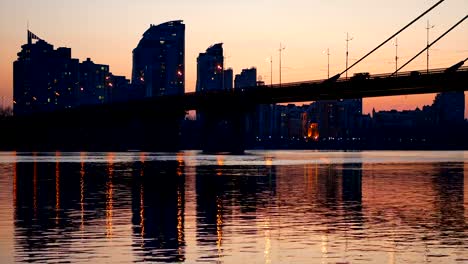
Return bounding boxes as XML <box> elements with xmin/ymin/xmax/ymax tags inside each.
<box><xmin>1</xmin><ymin>0</ymin><xmax>467</xmax><ymax>116</ymax></box>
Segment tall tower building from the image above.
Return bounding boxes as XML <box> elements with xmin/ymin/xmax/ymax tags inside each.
<box><xmin>132</xmin><ymin>20</ymin><xmax>185</xmax><ymax>97</ymax></box>
<box><xmin>196</xmin><ymin>43</ymin><xmax>224</xmax><ymax>92</ymax></box>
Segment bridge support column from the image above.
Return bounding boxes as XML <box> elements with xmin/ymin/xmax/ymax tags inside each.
<box><xmin>199</xmin><ymin>108</ymin><xmax>247</xmax><ymax>154</ymax></box>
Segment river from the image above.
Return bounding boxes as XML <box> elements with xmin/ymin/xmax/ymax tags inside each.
<box><xmin>0</xmin><ymin>151</ymin><xmax>466</xmax><ymax>263</ymax></box>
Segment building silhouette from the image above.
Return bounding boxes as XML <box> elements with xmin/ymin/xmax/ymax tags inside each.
<box><xmin>316</xmin><ymin>99</ymin><xmax>362</xmax><ymax>139</ymax></box>
<box><xmin>223</xmin><ymin>68</ymin><xmax>233</xmax><ymax>90</ymax></box>
<box><xmin>132</xmin><ymin>20</ymin><xmax>185</xmax><ymax>97</ymax></box>
<box><xmin>234</xmin><ymin>67</ymin><xmax>256</xmax><ymax>90</ymax></box>
<box><xmin>13</xmin><ymin>37</ymin><xmax>80</xmax><ymax>115</ymax></box>
<box><xmin>432</xmin><ymin>91</ymin><xmax>465</xmax><ymax>125</ymax></box>
<box><xmin>13</xmin><ymin>32</ymin><xmax>130</xmax><ymax>116</ymax></box>
<box><xmin>79</xmin><ymin>58</ymin><xmax>111</xmax><ymax>105</ymax></box>
<box><xmin>196</xmin><ymin>43</ymin><xmax>224</xmax><ymax>92</ymax></box>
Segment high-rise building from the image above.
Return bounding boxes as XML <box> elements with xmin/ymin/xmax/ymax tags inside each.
<box><xmin>223</xmin><ymin>68</ymin><xmax>233</xmax><ymax>90</ymax></box>
<box><xmin>14</xmin><ymin>31</ymin><xmax>131</xmax><ymax>116</ymax></box>
<box><xmin>132</xmin><ymin>20</ymin><xmax>185</xmax><ymax>97</ymax></box>
<box><xmin>234</xmin><ymin>67</ymin><xmax>257</xmax><ymax>90</ymax></box>
<box><xmin>79</xmin><ymin>58</ymin><xmax>110</xmax><ymax>105</ymax></box>
<box><xmin>13</xmin><ymin>34</ymin><xmax>80</xmax><ymax>115</ymax></box>
<box><xmin>110</xmin><ymin>75</ymin><xmax>131</xmax><ymax>103</ymax></box>
<box><xmin>196</xmin><ymin>43</ymin><xmax>224</xmax><ymax>92</ymax></box>
<box><xmin>433</xmin><ymin>92</ymin><xmax>465</xmax><ymax>125</ymax></box>
<box><xmin>317</xmin><ymin>98</ymin><xmax>362</xmax><ymax>139</ymax></box>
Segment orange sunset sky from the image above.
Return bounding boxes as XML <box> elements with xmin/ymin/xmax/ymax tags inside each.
<box><xmin>0</xmin><ymin>0</ymin><xmax>467</xmax><ymax>116</ymax></box>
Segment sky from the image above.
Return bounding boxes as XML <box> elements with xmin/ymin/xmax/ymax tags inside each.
<box><xmin>0</xmin><ymin>0</ymin><xmax>467</xmax><ymax>116</ymax></box>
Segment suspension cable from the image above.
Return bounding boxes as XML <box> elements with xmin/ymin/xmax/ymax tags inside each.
<box><xmin>391</xmin><ymin>15</ymin><xmax>468</xmax><ymax>75</ymax></box>
<box><xmin>337</xmin><ymin>0</ymin><xmax>446</xmax><ymax>77</ymax></box>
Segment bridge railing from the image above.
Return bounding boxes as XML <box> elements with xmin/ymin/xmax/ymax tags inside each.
<box><xmin>189</xmin><ymin>66</ymin><xmax>468</xmax><ymax>96</ymax></box>
<box><xmin>262</xmin><ymin>66</ymin><xmax>468</xmax><ymax>88</ymax></box>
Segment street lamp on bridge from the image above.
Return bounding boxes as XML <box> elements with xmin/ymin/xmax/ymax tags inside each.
<box><xmin>323</xmin><ymin>48</ymin><xmax>330</xmax><ymax>79</ymax></box>
<box><xmin>395</xmin><ymin>38</ymin><xmax>399</xmax><ymax>77</ymax></box>
<box><xmin>269</xmin><ymin>55</ymin><xmax>273</xmax><ymax>87</ymax></box>
<box><xmin>279</xmin><ymin>43</ymin><xmax>286</xmax><ymax>87</ymax></box>
<box><xmin>345</xmin><ymin>32</ymin><xmax>353</xmax><ymax>80</ymax></box>
<box><xmin>426</xmin><ymin>20</ymin><xmax>435</xmax><ymax>74</ymax></box>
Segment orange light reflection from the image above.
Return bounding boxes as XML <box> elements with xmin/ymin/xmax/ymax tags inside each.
<box><xmin>55</xmin><ymin>151</ymin><xmax>61</xmax><ymax>225</ymax></box>
<box><xmin>106</xmin><ymin>153</ymin><xmax>114</xmax><ymax>238</ymax></box>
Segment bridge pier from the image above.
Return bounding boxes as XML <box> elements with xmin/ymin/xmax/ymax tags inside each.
<box><xmin>198</xmin><ymin>109</ymin><xmax>246</xmax><ymax>154</ymax></box>
<box><xmin>196</xmin><ymin>97</ymin><xmax>254</xmax><ymax>154</ymax></box>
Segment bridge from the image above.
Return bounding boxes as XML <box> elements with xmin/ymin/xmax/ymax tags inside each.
<box><xmin>118</xmin><ymin>65</ymin><xmax>468</xmax><ymax>111</ymax></box>
<box><xmin>3</xmin><ymin>64</ymin><xmax>467</xmax><ymax>153</ymax></box>
<box><xmin>3</xmin><ymin>0</ymin><xmax>467</xmax><ymax>152</ymax></box>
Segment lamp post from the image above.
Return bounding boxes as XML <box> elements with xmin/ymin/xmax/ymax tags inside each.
<box><xmin>270</xmin><ymin>56</ymin><xmax>273</xmax><ymax>87</ymax></box>
<box><xmin>324</xmin><ymin>48</ymin><xmax>330</xmax><ymax>78</ymax></box>
<box><xmin>279</xmin><ymin>43</ymin><xmax>285</xmax><ymax>87</ymax></box>
<box><xmin>426</xmin><ymin>20</ymin><xmax>435</xmax><ymax>74</ymax></box>
<box><xmin>395</xmin><ymin>38</ymin><xmax>398</xmax><ymax>76</ymax></box>
<box><xmin>345</xmin><ymin>32</ymin><xmax>353</xmax><ymax>80</ymax></box>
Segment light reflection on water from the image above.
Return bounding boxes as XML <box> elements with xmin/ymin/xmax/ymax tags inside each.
<box><xmin>0</xmin><ymin>151</ymin><xmax>466</xmax><ymax>263</ymax></box>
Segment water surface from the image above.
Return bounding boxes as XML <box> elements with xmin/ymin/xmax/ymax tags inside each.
<box><xmin>0</xmin><ymin>151</ymin><xmax>466</xmax><ymax>263</ymax></box>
